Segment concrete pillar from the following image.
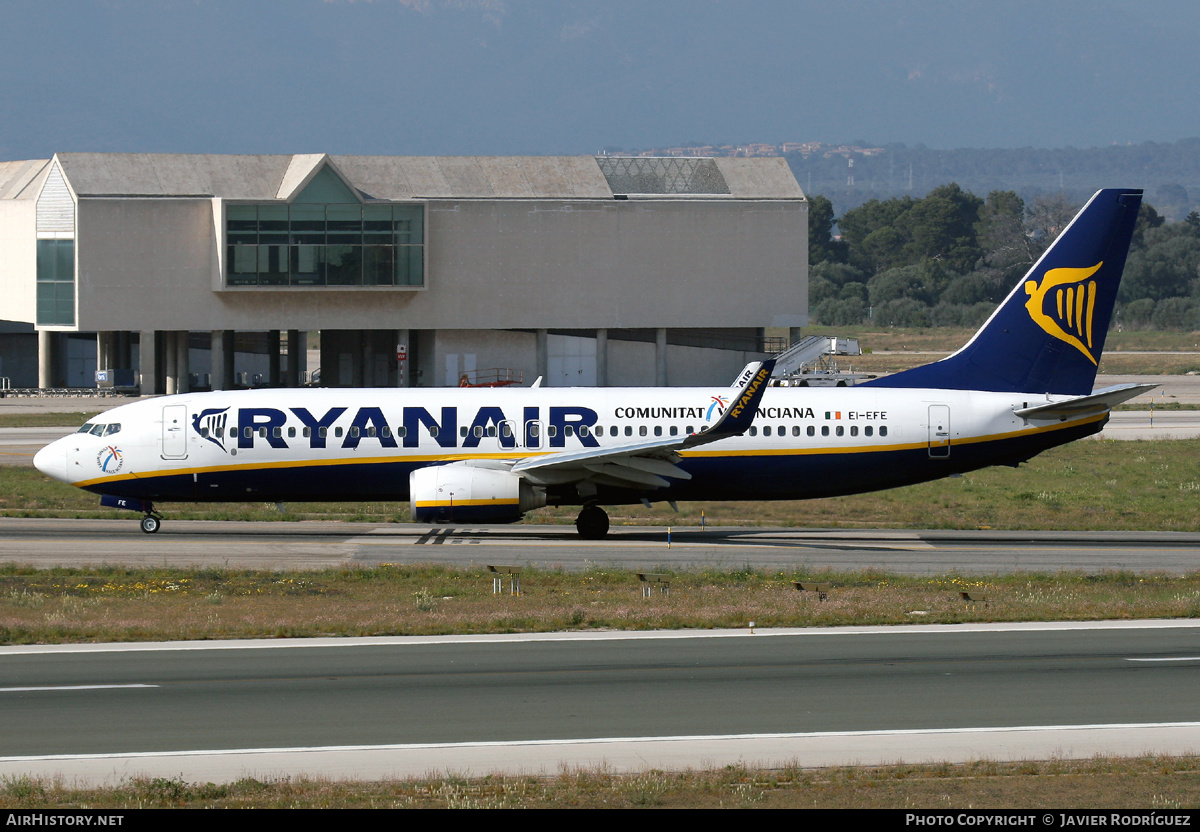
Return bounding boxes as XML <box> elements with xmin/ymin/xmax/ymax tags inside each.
<box><xmin>164</xmin><ymin>331</ymin><xmax>177</xmax><ymax>395</ymax></box>
<box><xmin>139</xmin><ymin>330</ymin><xmax>159</xmax><ymax>395</ymax></box>
<box><xmin>38</xmin><ymin>330</ymin><xmax>55</xmax><ymax>389</ymax></box>
<box><xmin>285</xmin><ymin>329</ymin><xmax>301</xmax><ymax>387</ymax></box>
<box><xmin>175</xmin><ymin>330</ymin><xmax>190</xmax><ymax>394</ymax></box>
<box><xmin>95</xmin><ymin>332</ymin><xmax>109</xmax><ymax>372</ymax></box>
<box><xmin>395</xmin><ymin>329</ymin><xmax>409</xmax><ymax>388</ymax></box>
<box><xmin>595</xmin><ymin>328</ymin><xmax>608</xmax><ymax>388</ymax></box>
<box><xmin>268</xmin><ymin>330</ymin><xmax>281</xmax><ymax>387</ymax></box>
<box><xmin>788</xmin><ymin>326</ymin><xmax>803</xmax><ymax>347</ymax></box>
<box><xmin>655</xmin><ymin>327</ymin><xmax>668</xmax><ymax>387</ymax></box>
<box><xmin>210</xmin><ymin>330</ymin><xmax>228</xmax><ymax>391</ymax></box>
<box><xmin>536</xmin><ymin>329</ymin><xmax>548</xmax><ymax>386</ymax></box>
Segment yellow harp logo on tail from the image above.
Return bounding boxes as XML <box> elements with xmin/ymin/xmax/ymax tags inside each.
<box><xmin>1023</xmin><ymin>262</ymin><xmax>1104</xmax><ymax>365</ymax></box>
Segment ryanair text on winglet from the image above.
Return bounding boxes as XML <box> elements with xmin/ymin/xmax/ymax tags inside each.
<box><xmin>729</xmin><ymin>367</ymin><xmax>771</xmax><ymax>420</ymax></box>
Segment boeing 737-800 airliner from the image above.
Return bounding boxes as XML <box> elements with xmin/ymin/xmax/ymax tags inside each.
<box><xmin>35</xmin><ymin>189</ymin><xmax>1149</xmax><ymax>538</ymax></box>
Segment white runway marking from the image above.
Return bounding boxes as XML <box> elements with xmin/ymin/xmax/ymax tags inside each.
<box><xmin>0</xmin><ymin>684</ymin><xmax>158</xmax><ymax>693</ymax></box>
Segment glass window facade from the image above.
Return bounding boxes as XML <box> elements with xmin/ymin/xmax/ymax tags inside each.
<box><xmin>36</xmin><ymin>239</ymin><xmax>75</xmax><ymax>326</ymax></box>
<box><xmin>226</xmin><ymin>203</ymin><xmax>424</xmax><ymax>288</ymax></box>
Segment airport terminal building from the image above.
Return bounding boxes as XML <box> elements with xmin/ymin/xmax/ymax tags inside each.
<box><xmin>0</xmin><ymin>153</ymin><xmax>807</xmax><ymax>392</ymax></box>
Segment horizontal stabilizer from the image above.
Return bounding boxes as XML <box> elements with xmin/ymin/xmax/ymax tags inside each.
<box><xmin>1014</xmin><ymin>383</ymin><xmax>1157</xmax><ymax>419</ymax></box>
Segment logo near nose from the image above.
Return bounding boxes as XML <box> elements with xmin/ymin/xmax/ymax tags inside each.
<box><xmin>97</xmin><ymin>445</ymin><xmax>123</xmax><ymax>473</ymax></box>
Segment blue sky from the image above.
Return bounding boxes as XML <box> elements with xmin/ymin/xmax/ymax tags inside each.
<box><xmin>3</xmin><ymin>0</ymin><xmax>1198</xmax><ymax>158</ymax></box>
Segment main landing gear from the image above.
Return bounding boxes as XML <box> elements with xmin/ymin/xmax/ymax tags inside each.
<box><xmin>575</xmin><ymin>505</ymin><xmax>610</xmax><ymax>540</ymax></box>
<box><xmin>140</xmin><ymin>512</ymin><xmax>163</xmax><ymax>534</ymax></box>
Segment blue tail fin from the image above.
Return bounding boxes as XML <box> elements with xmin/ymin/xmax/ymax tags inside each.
<box><xmin>862</xmin><ymin>188</ymin><xmax>1142</xmax><ymax>395</ymax></box>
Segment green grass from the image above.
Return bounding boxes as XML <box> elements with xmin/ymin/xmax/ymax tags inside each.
<box><xmin>2</xmin><ymin>563</ymin><xmax>1199</xmax><ymax>644</ymax></box>
<box><xmin>4</xmin><ymin>756</ymin><xmax>1200</xmax><ymax>808</ymax></box>
<box><xmin>789</xmin><ymin>326</ymin><xmax>1200</xmax><ymax>354</ymax></box>
<box><xmin>0</xmin><ymin>412</ymin><xmax>100</xmax><ymax>428</ymax></box>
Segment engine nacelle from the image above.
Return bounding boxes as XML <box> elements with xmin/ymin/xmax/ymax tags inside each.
<box><xmin>410</xmin><ymin>463</ymin><xmax>545</xmax><ymax>524</ymax></box>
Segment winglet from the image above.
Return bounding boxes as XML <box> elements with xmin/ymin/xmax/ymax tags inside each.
<box><xmin>683</xmin><ymin>358</ymin><xmax>775</xmax><ymax>448</ymax></box>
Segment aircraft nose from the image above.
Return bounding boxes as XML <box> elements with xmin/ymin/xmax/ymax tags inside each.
<box><xmin>33</xmin><ymin>438</ymin><xmax>70</xmax><ymax>483</ymax></box>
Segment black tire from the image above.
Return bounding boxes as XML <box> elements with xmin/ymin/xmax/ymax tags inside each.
<box><xmin>575</xmin><ymin>505</ymin><xmax>610</xmax><ymax>539</ymax></box>
<box><xmin>140</xmin><ymin>515</ymin><xmax>160</xmax><ymax>534</ymax></box>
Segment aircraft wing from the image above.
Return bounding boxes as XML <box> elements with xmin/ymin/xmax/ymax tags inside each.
<box><xmin>511</xmin><ymin>359</ymin><xmax>775</xmax><ymax>491</ymax></box>
<box><xmin>1013</xmin><ymin>383</ymin><xmax>1158</xmax><ymax>420</ymax></box>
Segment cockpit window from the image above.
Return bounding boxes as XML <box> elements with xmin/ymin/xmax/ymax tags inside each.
<box><xmin>78</xmin><ymin>422</ymin><xmax>121</xmax><ymax>436</ymax></box>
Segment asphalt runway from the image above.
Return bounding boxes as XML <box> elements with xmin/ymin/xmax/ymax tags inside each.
<box><xmin>3</xmin><ymin>621</ymin><xmax>1200</xmax><ymax>785</ymax></box>
<box><xmin>1</xmin><ymin>518</ymin><xmax>1199</xmax><ymax>574</ymax></box>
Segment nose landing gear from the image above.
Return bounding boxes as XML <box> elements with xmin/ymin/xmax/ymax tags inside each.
<box><xmin>139</xmin><ymin>513</ymin><xmax>162</xmax><ymax>534</ymax></box>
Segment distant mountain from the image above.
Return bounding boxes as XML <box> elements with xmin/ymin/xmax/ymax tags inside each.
<box><xmin>783</xmin><ymin>139</ymin><xmax>1200</xmax><ymax>221</ymax></box>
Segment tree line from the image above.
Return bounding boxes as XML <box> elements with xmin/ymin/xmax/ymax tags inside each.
<box><xmin>808</xmin><ymin>184</ymin><xmax>1200</xmax><ymax>331</ymax></box>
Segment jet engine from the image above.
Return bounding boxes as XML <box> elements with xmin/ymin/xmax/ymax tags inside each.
<box><xmin>410</xmin><ymin>463</ymin><xmax>545</xmax><ymax>524</ymax></box>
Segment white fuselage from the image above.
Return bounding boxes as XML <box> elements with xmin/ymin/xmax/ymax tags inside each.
<box><xmin>34</xmin><ymin>384</ymin><xmax>1104</xmax><ymax>508</ymax></box>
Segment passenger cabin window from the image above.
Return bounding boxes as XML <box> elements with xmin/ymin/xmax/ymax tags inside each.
<box><xmin>880</xmin><ymin>426</ymin><xmax>888</xmax><ymax>437</ymax></box>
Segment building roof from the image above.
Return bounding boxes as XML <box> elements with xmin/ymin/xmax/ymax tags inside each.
<box><xmin>3</xmin><ymin>153</ymin><xmax>804</xmax><ymax>201</ymax></box>
<box><xmin>0</xmin><ymin>159</ymin><xmax>50</xmax><ymax>200</ymax></box>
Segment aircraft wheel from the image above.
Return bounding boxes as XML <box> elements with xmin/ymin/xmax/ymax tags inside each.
<box><xmin>140</xmin><ymin>515</ymin><xmax>160</xmax><ymax>534</ymax></box>
<box><xmin>575</xmin><ymin>505</ymin><xmax>610</xmax><ymax>540</ymax></box>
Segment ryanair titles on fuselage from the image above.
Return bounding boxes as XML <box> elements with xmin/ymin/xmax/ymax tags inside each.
<box><xmin>192</xmin><ymin>400</ymin><xmax>837</xmax><ymax>454</ymax></box>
